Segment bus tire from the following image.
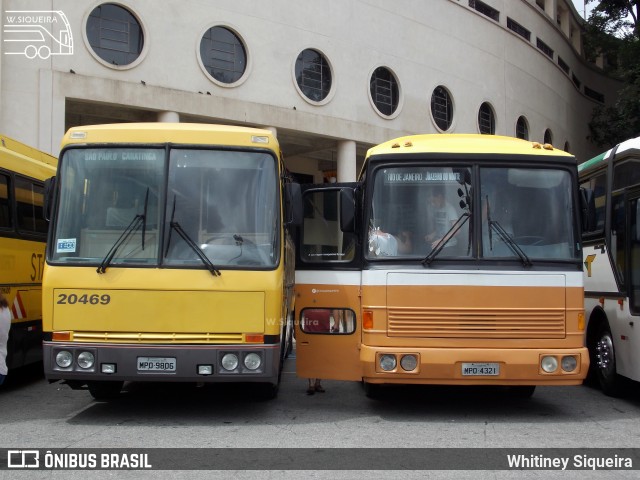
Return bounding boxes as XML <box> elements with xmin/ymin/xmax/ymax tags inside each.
<box><xmin>88</xmin><ymin>380</ymin><xmax>123</xmax><ymax>400</ymax></box>
<box><xmin>363</xmin><ymin>381</ymin><xmax>382</xmax><ymax>399</ymax></box>
<box><xmin>507</xmin><ymin>385</ymin><xmax>536</xmax><ymax>398</ymax></box>
<box><xmin>257</xmin><ymin>382</ymin><xmax>279</xmax><ymax>400</ymax></box>
<box><xmin>284</xmin><ymin>312</ymin><xmax>294</xmax><ymax>358</ymax></box>
<box><xmin>592</xmin><ymin>323</ymin><xmax>625</xmax><ymax>397</ymax></box>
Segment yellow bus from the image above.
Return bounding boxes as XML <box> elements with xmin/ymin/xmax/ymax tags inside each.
<box><xmin>43</xmin><ymin>123</ymin><xmax>298</xmax><ymax>399</ymax></box>
<box><xmin>295</xmin><ymin>134</ymin><xmax>588</xmax><ymax>398</ymax></box>
<box><xmin>0</xmin><ymin>134</ymin><xmax>57</xmax><ymax>372</ymax></box>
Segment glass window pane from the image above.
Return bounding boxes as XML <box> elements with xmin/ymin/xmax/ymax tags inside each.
<box><xmin>301</xmin><ymin>190</ymin><xmax>355</xmax><ymax>262</ymax></box>
<box><xmin>367</xmin><ymin>167</ymin><xmax>472</xmax><ymax>259</ymax></box>
<box><xmin>52</xmin><ymin>148</ymin><xmax>164</xmax><ymax>264</ymax></box>
<box><xmin>301</xmin><ymin>308</ymin><xmax>356</xmax><ymax>334</ymax></box>
<box><xmin>479</xmin><ymin>102</ymin><xmax>495</xmax><ymax>134</ymax></box>
<box><xmin>0</xmin><ymin>174</ymin><xmax>10</xmax><ymax>229</ymax></box>
<box><xmin>370</xmin><ymin>67</ymin><xmax>399</xmax><ymax>116</ymax></box>
<box><xmin>165</xmin><ymin>149</ymin><xmax>279</xmax><ymax>268</ymax></box>
<box><xmin>516</xmin><ymin>116</ymin><xmax>529</xmax><ymax>140</ymax></box>
<box><xmin>87</xmin><ymin>3</ymin><xmax>144</xmax><ymax>66</ymax></box>
<box><xmin>15</xmin><ymin>177</ymin><xmax>46</xmax><ymax>234</ymax></box>
<box><xmin>431</xmin><ymin>86</ymin><xmax>453</xmax><ymax>131</ymax></box>
<box><xmin>295</xmin><ymin>49</ymin><xmax>332</xmax><ymax>102</ymax></box>
<box><xmin>480</xmin><ymin>167</ymin><xmax>578</xmax><ymax>260</ymax></box>
<box><xmin>200</xmin><ymin>27</ymin><xmax>246</xmax><ymax>83</ymax></box>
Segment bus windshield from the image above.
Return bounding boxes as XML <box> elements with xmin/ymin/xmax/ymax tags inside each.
<box><xmin>51</xmin><ymin>147</ymin><xmax>279</xmax><ymax>269</ymax></box>
<box><xmin>367</xmin><ymin>164</ymin><xmax>578</xmax><ymax>262</ymax></box>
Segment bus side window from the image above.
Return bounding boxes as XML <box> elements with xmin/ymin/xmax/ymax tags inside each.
<box><xmin>0</xmin><ymin>174</ymin><xmax>10</xmax><ymax>228</ymax></box>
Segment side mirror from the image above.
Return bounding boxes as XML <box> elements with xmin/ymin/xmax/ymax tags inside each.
<box><xmin>44</xmin><ymin>176</ymin><xmax>56</xmax><ymax>222</ymax></box>
<box><xmin>339</xmin><ymin>188</ymin><xmax>356</xmax><ymax>233</ymax></box>
<box><xmin>284</xmin><ymin>182</ymin><xmax>302</xmax><ymax>227</ymax></box>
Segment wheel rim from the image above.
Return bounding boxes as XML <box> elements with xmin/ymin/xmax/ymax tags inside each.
<box><xmin>596</xmin><ymin>332</ymin><xmax>615</xmax><ymax>379</ymax></box>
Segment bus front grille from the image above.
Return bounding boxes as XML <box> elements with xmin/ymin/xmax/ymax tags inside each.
<box><xmin>70</xmin><ymin>332</ymin><xmax>245</xmax><ymax>344</ymax></box>
<box><xmin>387</xmin><ymin>307</ymin><xmax>565</xmax><ymax>339</ymax></box>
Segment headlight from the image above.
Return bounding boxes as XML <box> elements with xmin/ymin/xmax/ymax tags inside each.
<box><xmin>55</xmin><ymin>350</ymin><xmax>73</xmax><ymax>368</ymax></box>
<box><xmin>561</xmin><ymin>355</ymin><xmax>578</xmax><ymax>372</ymax></box>
<box><xmin>77</xmin><ymin>351</ymin><xmax>95</xmax><ymax>369</ymax></box>
<box><xmin>221</xmin><ymin>353</ymin><xmax>239</xmax><ymax>371</ymax></box>
<box><xmin>244</xmin><ymin>353</ymin><xmax>261</xmax><ymax>371</ymax></box>
<box><xmin>400</xmin><ymin>355</ymin><xmax>418</xmax><ymax>371</ymax></box>
<box><xmin>380</xmin><ymin>354</ymin><xmax>397</xmax><ymax>371</ymax></box>
<box><xmin>541</xmin><ymin>355</ymin><xmax>558</xmax><ymax>373</ymax></box>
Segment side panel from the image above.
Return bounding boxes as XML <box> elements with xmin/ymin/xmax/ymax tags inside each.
<box><xmin>294</xmin><ymin>270</ymin><xmax>362</xmax><ymax>381</ymax></box>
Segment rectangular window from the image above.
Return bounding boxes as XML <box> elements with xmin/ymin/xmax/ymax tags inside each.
<box><xmin>301</xmin><ymin>189</ymin><xmax>355</xmax><ymax>263</ymax></box>
<box><xmin>536</xmin><ymin>38</ymin><xmax>554</xmax><ymax>59</ymax></box>
<box><xmin>580</xmin><ymin>173</ymin><xmax>607</xmax><ymax>234</ymax></box>
<box><xmin>585</xmin><ymin>87</ymin><xmax>605</xmax><ymax>103</ymax></box>
<box><xmin>15</xmin><ymin>176</ymin><xmax>46</xmax><ymax>235</ymax></box>
<box><xmin>0</xmin><ymin>174</ymin><xmax>11</xmax><ymax>229</ymax></box>
<box><xmin>572</xmin><ymin>73</ymin><xmax>581</xmax><ymax>89</ymax></box>
<box><xmin>469</xmin><ymin>0</ymin><xmax>500</xmax><ymax>22</ymax></box>
<box><xmin>558</xmin><ymin>56</ymin><xmax>570</xmax><ymax>74</ymax></box>
<box><xmin>507</xmin><ymin>18</ymin><xmax>531</xmax><ymax>41</ymax></box>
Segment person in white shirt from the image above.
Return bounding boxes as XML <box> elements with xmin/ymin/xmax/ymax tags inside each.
<box><xmin>0</xmin><ymin>293</ymin><xmax>11</xmax><ymax>385</ymax></box>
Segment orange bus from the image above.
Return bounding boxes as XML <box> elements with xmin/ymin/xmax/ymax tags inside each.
<box><xmin>295</xmin><ymin>134</ymin><xmax>588</xmax><ymax>398</ymax></box>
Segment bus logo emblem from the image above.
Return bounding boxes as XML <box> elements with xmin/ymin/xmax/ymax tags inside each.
<box><xmin>3</xmin><ymin>11</ymin><xmax>74</xmax><ymax>59</ymax></box>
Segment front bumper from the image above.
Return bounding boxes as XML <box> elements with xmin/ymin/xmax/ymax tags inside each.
<box><xmin>43</xmin><ymin>341</ymin><xmax>280</xmax><ymax>384</ymax></box>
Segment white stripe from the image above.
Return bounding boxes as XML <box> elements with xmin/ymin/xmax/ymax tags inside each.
<box><xmin>295</xmin><ymin>269</ymin><xmax>582</xmax><ymax>288</ymax></box>
<box><xmin>295</xmin><ymin>270</ymin><xmax>361</xmax><ymax>286</ymax></box>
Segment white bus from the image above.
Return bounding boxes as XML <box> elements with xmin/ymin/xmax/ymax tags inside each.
<box><xmin>579</xmin><ymin>135</ymin><xmax>640</xmax><ymax>396</ymax></box>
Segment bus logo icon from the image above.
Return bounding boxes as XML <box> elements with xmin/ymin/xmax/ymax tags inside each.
<box><xmin>7</xmin><ymin>450</ymin><xmax>40</xmax><ymax>468</ymax></box>
<box><xmin>3</xmin><ymin>11</ymin><xmax>73</xmax><ymax>59</ymax></box>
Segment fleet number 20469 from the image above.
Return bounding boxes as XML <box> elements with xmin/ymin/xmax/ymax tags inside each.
<box><xmin>56</xmin><ymin>293</ymin><xmax>111</xmax><ymax>305</ymax></box>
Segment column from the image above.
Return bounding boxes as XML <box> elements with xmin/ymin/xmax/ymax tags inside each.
<box><xmin>157</xmin><ymin>111</ymin><xmax>179</xmax><ymax>123</ymax></box>
<box><xmin>262</xmin><ymin>126</ymin><xmax>278</xmax><ymax>139</ymax></box>
<box><xmin>336</xmin><ymin>140</ymin><xmax>356</xmax><ymax>182</ymax></box>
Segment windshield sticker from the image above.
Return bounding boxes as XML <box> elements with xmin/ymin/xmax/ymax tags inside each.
<box><xmin>56</xmin><ymin>238</ymin><xmax>76</xmax><ymax>253</ymax></box>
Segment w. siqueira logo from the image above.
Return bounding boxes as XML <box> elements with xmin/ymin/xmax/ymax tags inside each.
<box><xmin>3</xmin><ymin>11</ymin><xmax>74</xmax><ymax>59</ymax></box>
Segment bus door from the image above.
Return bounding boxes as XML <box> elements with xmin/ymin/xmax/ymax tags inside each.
<box><xmin>294</xmin><ymin>183</ymin><xmax>363</xmax><ymax>381</ymax></box>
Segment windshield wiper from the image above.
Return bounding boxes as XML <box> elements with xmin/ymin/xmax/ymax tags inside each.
<box><xmin>485</xmin><ymin>195</ymin><xmax>531</xmax><ymax>267</ymax></box>
<box><xmin>422</xmin><ymin>212</ymin><xmax>470</xmax><ymax>266</ymax></box>
<box><xmin>97</xmin><ymin>214</ymin><xmax>144</xmax><ymax>274</ymax></box>
<box><xmin>164</xmin><ymin>196</ymin><xmax>221</xmax><ymax>276</ymax></box>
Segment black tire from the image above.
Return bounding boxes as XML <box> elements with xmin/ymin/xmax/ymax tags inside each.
<box><xmin>284</xmin><ymin>313</ymin><xmax>294</xmax><ymax>358</ymax></box>
<box><xmin>257</xmin><ymin>382</ymin><xmax>279</xmax><ymax>400</ymax></box>
<box><xmin>592</xmin><ymin>322</ymin><xmax>625</xmax><ymax>397</ymax></box>
<box><xmin>507</xmin><ymin>385</ymin><xmax>536</xmax><ymax>398</ymax></box>
<box><xmin>87</xmin><ymin>381</ymin><xmax>123</xmax><ymax>400</ymax></box>
<box><xmin>363</xmin><ymin>381</ymin><xmax>382</xmax><ymax>399</ymax></box>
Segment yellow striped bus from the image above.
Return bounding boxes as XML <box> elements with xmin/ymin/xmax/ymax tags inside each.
<box><xmin>43</xmin><ymin>123</ymin><xmax>298</xmax><ymax>399</ymax></box>
<box><xmin>0</xmin><ymin>134</ymin><xmax>57</xmax><ymax>372</ymax></box>
<box><xmin>295</xmin><ymin>134</ymin><xmax>588</xmax><ymax>398</ymax></box>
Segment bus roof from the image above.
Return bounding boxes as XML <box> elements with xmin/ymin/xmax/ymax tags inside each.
<box><xmin>366</xmin><ymin>134</ymin><xmax>574</xmax><ymax>159</ymax></box>
<box><xmin>0</xmin><ymin>134</ymin><xmax>57</xmax><ymax>180</ymax></box>
<box><xmin>61</xmin><ymin>123</ymin><xmax>280</xmax><ymax>152</ymax></box>
<box><xmin>578</xmin><ymin>135</ymin><xmax>640</xmax><ymax>174</ymax></box>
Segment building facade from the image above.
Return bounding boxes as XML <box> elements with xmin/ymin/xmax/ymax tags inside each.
<box><xmin>0</xmin><ymin>0</ymin><xmax>622</xmax><ymax>180</ymax></box>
